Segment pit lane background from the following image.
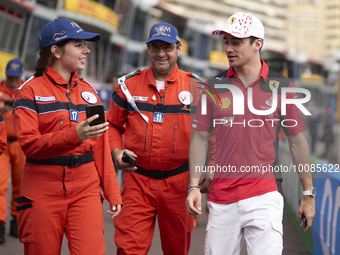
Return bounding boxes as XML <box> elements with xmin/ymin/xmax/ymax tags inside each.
<box><xmin>280</xmin><ymin>145</ymin><xmax>340</xmax><ymax>255</ymax></box>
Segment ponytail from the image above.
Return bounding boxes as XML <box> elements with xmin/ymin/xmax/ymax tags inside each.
<box><xmin>34</xmin><ymin>48</ymin><xmax>52</xmax><ymax>77</ymax></box>
<box><xmin>34</xmin><ymin>39</ymin><xmax>71</xmax><ymax>77</ymax></box>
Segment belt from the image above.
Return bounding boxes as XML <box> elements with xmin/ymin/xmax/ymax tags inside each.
<box><xmin>7</xmin><ymin>138</ymin><xmax>18</xmax><ymax>143</ymax></box>
<box><xmin>26</xmin><ymin>152</ymin><xmax>93</xmax><ymax>167</ymax></box>
<box><xmin>135</xmin><ymin>162</ymin><xmax>188</xmax><ymax>179</ymax></box>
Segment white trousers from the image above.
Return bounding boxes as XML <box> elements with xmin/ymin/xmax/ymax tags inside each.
<box><xmin>205</xmin><ymin>191</ymin><xmax>284</xmax><ymax>255</ymax></box>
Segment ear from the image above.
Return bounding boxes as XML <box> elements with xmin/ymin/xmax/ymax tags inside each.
<box><xmin>146</xmin><ymin>44</ymin><xmax>151</xmax><ymax>54</ymax></box>
<box><xmin>254</xmin><ymin>39</ymin><xmax>263</xmax><ymax>51</ymax></box>
<box><xmin>51</xmin><ymin>45</ymin><xmax>62</xmax><ymax>59</ymax></box>
<box><xmin>177</xmin><ymin>44</ymin><xmax>182</xmax><ymax>57</ymax></box>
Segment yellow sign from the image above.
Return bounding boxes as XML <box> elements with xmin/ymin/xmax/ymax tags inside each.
<box><xmin>0</xmin><ymin>51</ymin><xmax>17</xmax><ymax>79</ymax></box>
<box><xmin>301</xmin><ymin>72</ymin><xmax>325</xmax><ymax>85</ymax></box>
<box><xmin>65</xmin><ymin>0</ymin><xmax>118</xmax><ymax>29</ymax></box>
<box><xmin>180</xmin><ymin>37</ymin><xmax>188</xmax><ymax>54</ymax></box>
<box><xmin>209</xmin><ymin>51</ymin><xmax>229</xmax><ymax>64</ymax></box>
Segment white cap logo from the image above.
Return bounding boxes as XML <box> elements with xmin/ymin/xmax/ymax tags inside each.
<box><xmin>212</xmin><ymin>12</ymin><xmax>265</xmax><ymax>40</ymax></box>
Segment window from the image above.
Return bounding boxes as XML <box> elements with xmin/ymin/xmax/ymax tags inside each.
<box><xmin>24</xmin><ymin>17</ymin><xmax>50</xmax><ymax>71</ymax></box>
<box><xmin>196</xmin><ymin>34</ymin><xmax>210</xmax><ymax>60</ymax></box>
<box><xmin>131</xmin><ymin>8</ymin><xmax>146</xmax><ymax>41</ymax></box>
<box><xmin>103</xmin><ymin>44</ymin><xmax>123</xmax><ymax>83</ymax></box>
<box><xmin>85</xmin><ymin>42</ymin><xmax>99</xmax><ymax>81</ymax></box>
<box><xmin>0</xmin><ymin>5</ymin><xmax>24</xmax><ymax>54</ymax></box>
<box><xmin>36</xmin><ymin>0</ymin><xmax>58</xmax><ymax>8</ymax></box>
<box><xmin>126</xmin><ymin>51</ymin><xmax>140</xmax><ymax>68</ymax></box>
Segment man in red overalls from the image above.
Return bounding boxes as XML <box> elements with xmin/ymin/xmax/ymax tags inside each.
<box><xmin>0</xmin><ymin>114</ymin><xmax>6</xmax><ymax>155</ymax></box>
<box><xmin>0</xmin><ymin>58</ymin><xmax>25</xmax><ymax>243</ymax></box>
<box><xmin>108</xmin><ymin>22</ymin><xmax>203</xmax><ymax>254</ymax></box>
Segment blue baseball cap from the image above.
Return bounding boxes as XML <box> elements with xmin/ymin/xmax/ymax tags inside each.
<box><xmin>39</xmin><ymin>18</ymin><xmax>101</xmax><ymax>49</ymax></box>
<box><xmin>145</xmin><ymin>22</ymin><xmax>180</xmax><ymax>44</ymax></box>
<box><xmin>6</xmin><ymin>58</ymin><xmax>24</xmax><ymax>77</ymax></box>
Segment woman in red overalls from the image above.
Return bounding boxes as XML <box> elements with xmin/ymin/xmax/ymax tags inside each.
<box><xmin>12</xmin><ymin>19</ymin><xmax>122</xmax><ymax>255</ymax></box>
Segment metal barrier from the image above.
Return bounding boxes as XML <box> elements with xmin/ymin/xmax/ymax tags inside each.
<box><xmin>280</xmin><ymin>144</ymin><xmax>318</xmax><ymax>254</ymax></box>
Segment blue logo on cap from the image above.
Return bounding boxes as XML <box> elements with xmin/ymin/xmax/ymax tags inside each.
<box><xmin>145</xmin><ymin>22</ymin><xmax>180</xmax><ymax>44</ymax></box>
<box><xmin>156</xmin><ymin>25</ymin><xmax>168</xmax><ymax>33</ymax></box>
<box><xmin>6</xmin><ymin>58</ymin><xmax>23</xmax><ymax>77</ymax></box>
<box><xmin>39</xmin><ymin>19</ymin><xmax>100</xmax><ymax>49</ymax></box>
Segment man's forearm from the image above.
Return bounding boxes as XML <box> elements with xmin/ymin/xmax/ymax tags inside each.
<box><xmin>287</xmin><ymin>133</ymin><xmax>313</xmax><ymax>189</ymax></box>
<box><xmin>188</xmin><ymin>130</ymin><xmax>210</xmax><ymax>187</ymax></box>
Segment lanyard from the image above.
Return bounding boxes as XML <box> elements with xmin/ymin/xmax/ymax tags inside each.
<box><xmin>118</xmin><ymin>71</ymin><xmax>149</xmax><ymax>123</ymax></box>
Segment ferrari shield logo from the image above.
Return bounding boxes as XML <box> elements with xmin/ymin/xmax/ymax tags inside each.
<box><xmin>269</xmin><ymin>80</ymin><xmax>280</xmax><ymax>91</ymax></box>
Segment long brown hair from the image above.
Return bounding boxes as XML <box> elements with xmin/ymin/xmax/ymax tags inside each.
<box><xmin>34</xmin><ymin>39</ymin><xmax>71</xmax><ymax>77</ymax></box>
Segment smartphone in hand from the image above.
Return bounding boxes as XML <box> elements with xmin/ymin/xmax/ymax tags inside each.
<box><xmin>4</xmin><ymin>100</ymin><xmax>14</xmax><ymax>107</ymax></box>
<box><xmin>122</xmin><ymin>151</ymin><xmax>136</xmax><ymax>167</ymax></box>
<box><xmin>85</xmin><ymin>104</ymin><xmax>105</xmax><ymax>127</ymax></box>
<box><xmin>301</xmin><ymin>214</ymin><xmax>307</xmax><ymax>228</ymax></box>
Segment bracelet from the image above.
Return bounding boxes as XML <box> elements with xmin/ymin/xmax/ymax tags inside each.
<box><xmin>187</xmin><ymin>185</ymin><xmax>200</xmax><ymax>194</ymax></box>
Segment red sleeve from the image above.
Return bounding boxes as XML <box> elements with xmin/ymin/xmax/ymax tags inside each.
<box><xmin>107</xmin><ymin>86</ymin><xmax>128</xmax><ymax>151</ymax></box>
<box><xmin>13</xmin><ymin>85</ymin><xmax>82</xmax><ymax>159</ymax></box>
<box><xmin>192</xmin><ymin>82</ymin><xmax>214</xmax><ymax>132</ymax></box>
<box><xmin>0</xmin><ymin>114</ymin><xmax>6</xmax><ymax>155</ymax></box>
<box><xmin>93</xmin><ymin>113</ymin><xmax>122</xmax><ymax>206</ymax></box>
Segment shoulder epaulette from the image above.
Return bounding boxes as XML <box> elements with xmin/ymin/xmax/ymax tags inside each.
<box><xmin>81</xmin><ymin>78</ymin><xmax>98</xmax><ymax>94</ymax></box>
<box><xmin>17</xmin><ymin>76</ymin><xmax>35</xmax><ymax>90</ymax></box>
<box><xmin>190</xmin><ymin>72</ymin><xmax>205</xmax><ymax>83</ymax></box>
<box><xmin>119</xmin><ymin>69</ymin><xmax>142</xmax><ymax>83</ymax></box>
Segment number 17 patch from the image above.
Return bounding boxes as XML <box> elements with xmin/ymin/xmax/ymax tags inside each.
<box><xmin>70</xmin><ymin>109</ymin><xmax>79</xmax><ymax>122</ymax></box>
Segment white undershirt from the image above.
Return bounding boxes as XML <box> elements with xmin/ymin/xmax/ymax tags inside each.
<box><xmin>156</xmin><ymin>80</ymin><xmax>165</xmax><ymax>92</ymax></box>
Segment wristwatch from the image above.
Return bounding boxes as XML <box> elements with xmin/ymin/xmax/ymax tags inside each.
<box><xmin>303</xmin><ymin>187</ymin><xmax>316</xmax><ymax>197</ymax></box>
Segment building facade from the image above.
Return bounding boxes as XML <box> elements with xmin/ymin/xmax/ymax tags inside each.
<box><xmin>0</xmin><ymin>0</ymin><xmax>339</xmax><ymax>109</ymax></box>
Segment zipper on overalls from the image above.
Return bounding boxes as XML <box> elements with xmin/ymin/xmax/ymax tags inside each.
<box><xmin>59</xmin><ymin>116</ymin><xmax>66</xmax><ymax>191</ymax></box>
<box><xmin>143</xmin><ymin>122</ymin><xmax>148</xmax><ymax>151</ymax></box>
<box><xmin>161</xmin><ymin>89</ymin><xmax>166</xmax><ymax>104</ymax></box>
<box><xmin>173</xmin><ymin>122</ymin><xmax>177</xmax><ymax>153</ymax></box>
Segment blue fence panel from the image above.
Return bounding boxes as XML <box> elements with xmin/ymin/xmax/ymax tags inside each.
<box><xmin>314</xmin><ymin>164</ymin><xmax>340</xmax><ymax>255</ymax></box>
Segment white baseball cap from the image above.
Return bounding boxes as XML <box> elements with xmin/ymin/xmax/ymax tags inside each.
<box><xmin>212</xmin><ymin>12</ymin><xmax>265</xmax><ymax>40</ymax></box>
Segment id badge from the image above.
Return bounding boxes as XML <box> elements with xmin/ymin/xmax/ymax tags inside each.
<box><xmin>70</xmin><ymin>109</ymin><xmax>79</xmax><ymax>122</ymax></box>
<box><xmin>153</xmin><ymin>112</ymin><xmax>164</xmax><ymax>123</ymax></box>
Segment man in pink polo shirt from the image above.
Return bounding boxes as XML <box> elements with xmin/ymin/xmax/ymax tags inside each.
<box><xmin>186</xmin><ymin>12</ymin><xmax>315</xmax><ymax>254</ymax></box>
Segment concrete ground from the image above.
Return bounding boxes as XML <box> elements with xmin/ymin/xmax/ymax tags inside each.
<box><xmin>1</xmin><ymin>173</ymin><xmax>310</xmax><ymax>255</ymax></box>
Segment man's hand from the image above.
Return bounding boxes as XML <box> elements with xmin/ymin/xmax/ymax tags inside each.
<box><xmin>111</xmin><ymin>148</ymin><xmax>137</xmax><ymax>173</ymax></box>
<box><xmin>297</xmin><ymin>196</ymin><xmax>315</xmax><ymax>232</ymax></box>
<box><xmin>199</xmin><ymin>177</ymin><xmax>213</xmax><ymax>193</ymax></box>
<box><xmin>107</xmin><ymin>204</ymin><xmax>122</xmax><ymax>218</ymax></box>
<box><xmin>0</xmin><ymin>105</ymin><xmax>12</xmax><ymax>114</ymax></box>
<box><xmin>186</xmin><ymin>189</ymin><xmax>202</xmax><ymax>215</ymax></box>
<box><xmin>287</xmin><ymin>133</ymin><xmax>315</xmax><ymax>232</ymax></box>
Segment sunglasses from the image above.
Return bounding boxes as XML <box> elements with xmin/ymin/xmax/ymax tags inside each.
<box><xmin>148</xmin><ymin>43</ymin><xmax>179</xmax><ymax>53</ymax></box>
